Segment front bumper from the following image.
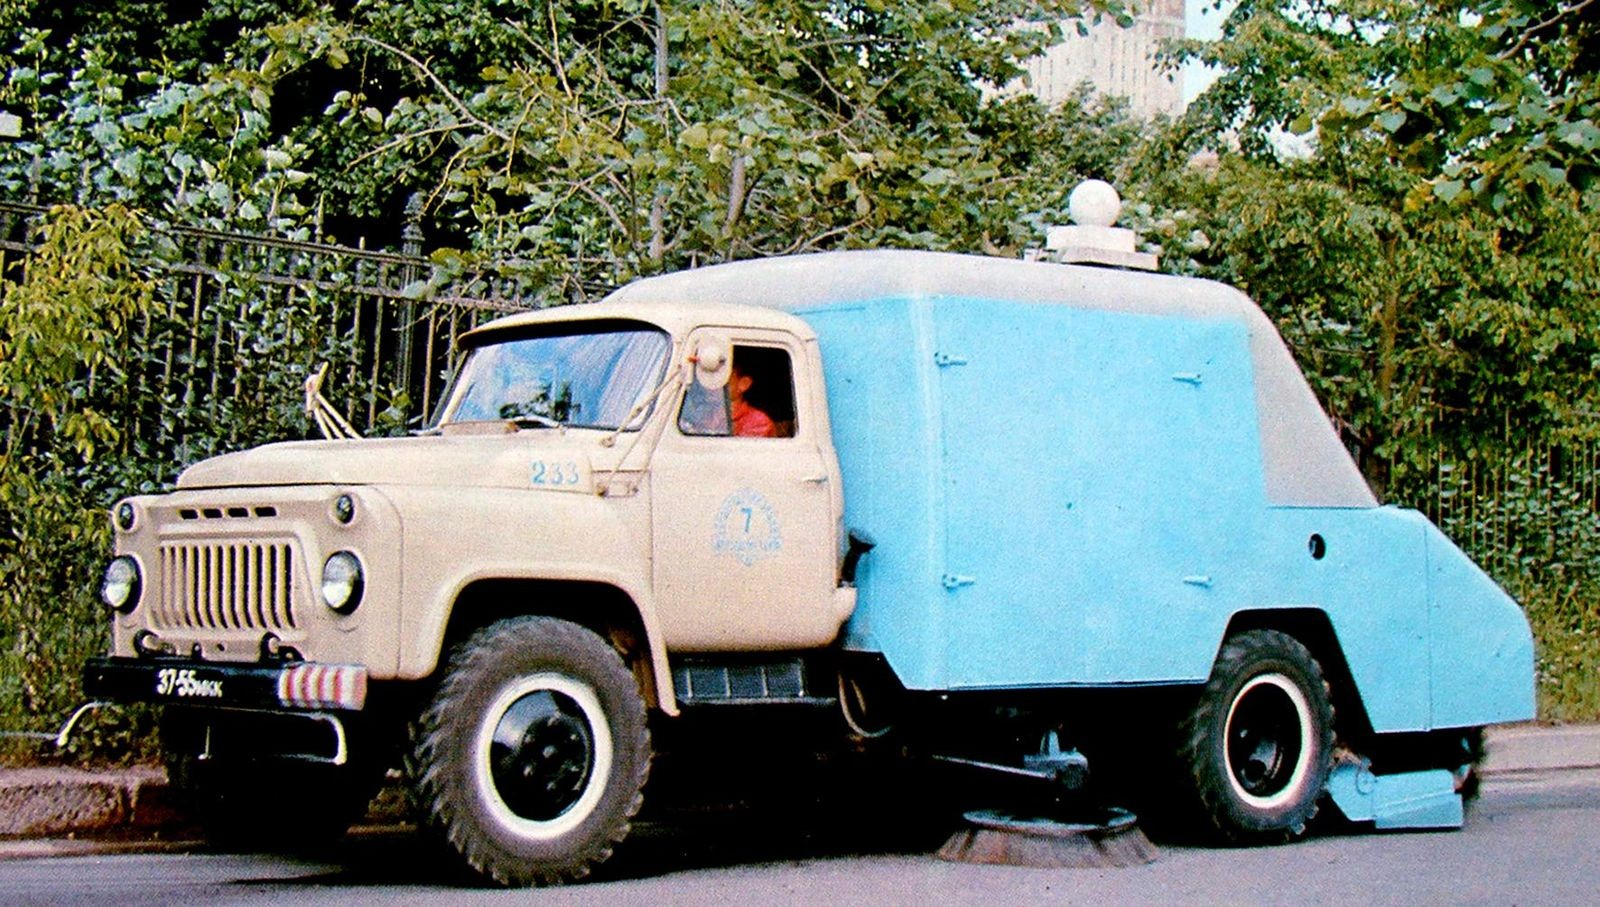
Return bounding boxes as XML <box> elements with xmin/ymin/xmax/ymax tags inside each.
<box><xmin>83</xmin><ymin>657</ymin><xmax>368</xmax><ymax>712</ymax></box>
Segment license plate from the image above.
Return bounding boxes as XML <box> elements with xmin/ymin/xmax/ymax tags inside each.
<box><xmin>153</xmin><ymin>666</ymin><xmax>226</xmax><ymax>699</ymax></box>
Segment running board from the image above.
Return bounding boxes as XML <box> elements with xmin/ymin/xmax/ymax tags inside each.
<box><xmin>1325</xmin><ymin>762</ymin><xmax>1463</xmax><ymax>829</ymax></box>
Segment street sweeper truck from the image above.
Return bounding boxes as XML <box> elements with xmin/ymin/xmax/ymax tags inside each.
<box><xmin>84</xmin><ymin>186</ymin><xmax>1534</xmax><ymax>886</ymax></box>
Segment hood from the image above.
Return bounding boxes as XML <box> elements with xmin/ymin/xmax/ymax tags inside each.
<box><xmin>176</xmin><ymin>433</ymin><xmax>605</xmax><ymax>490</ymax></box>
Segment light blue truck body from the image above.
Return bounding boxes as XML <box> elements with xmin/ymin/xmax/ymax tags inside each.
<box><xmin>622</xmin><ymin>250</ymin><xmax>1535</xmax><ymax>736</ymax></box>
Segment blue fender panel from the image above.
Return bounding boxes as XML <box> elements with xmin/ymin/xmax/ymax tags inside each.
<box><xmin>1326</xmin><ymin>762</ymin><xmax>1463</xmax><ymax>830</ymax></box>
<box><xmin>1425</xmin><ymin>524</ymin><xmax>1536</xmax><ymax>727</ymax></box>
<box><xmin>1256</xmin><ymin>507</ymin><xmax>1432</xmax><ymax>732</ymax></box>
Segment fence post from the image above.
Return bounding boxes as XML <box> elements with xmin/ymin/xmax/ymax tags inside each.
<box><xmin>398</xmin><ymin>192</ymin><xmax>424</xmax><ymax>394</ymax></box>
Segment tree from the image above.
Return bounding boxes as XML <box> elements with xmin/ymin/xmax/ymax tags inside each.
<box><xmin>1173</xmin><ymin>0</ymin><xmax>1600</xmax><ymax>209</ymax></box>
<box><xmin>1</xmin><ymin>0</ymin><xmax>1135</xmax><ymax>279</ymax></box>
<box><xmin>262</xmin><ymin>0</ymin><xmax>1138</xmax><ymax>288</ymax></box>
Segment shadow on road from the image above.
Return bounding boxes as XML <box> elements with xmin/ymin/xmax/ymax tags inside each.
<box><xmin>240</xmin><ymin>745</ymin><xmax>962</xmax><ymax>889</ymax></box>
<box><xmin>198</xmin><ymin>770</ymin><xmax>1600</xmax><ymax>892</ymax></box>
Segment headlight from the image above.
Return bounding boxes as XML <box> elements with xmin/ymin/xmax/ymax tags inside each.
<box><xmin>100</xmin><ymin>556</ymin><xmax>141</xmax><ymax>613</ymax></box>
<box><xmin>321</xmin><ymin>551</ymin><xmax>364</xmax><ymax>614</ymax></box>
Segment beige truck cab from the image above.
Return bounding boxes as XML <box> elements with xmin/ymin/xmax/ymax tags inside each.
<box><xmin>87</xmin><ymin>296</ymin><xmax>856</xmax><ymax>884</ymax></box>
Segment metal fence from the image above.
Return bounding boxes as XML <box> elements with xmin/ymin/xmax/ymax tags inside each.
<box><xmin>2</xmin><ymin>200</ymin><xmax>1596</xmax><ymax>583</ymax></box>
<box><xmin>1412</xmin><ymin>435</ymin><xmax>1600</xmax><ymax>583</ymax></box>
<box><xmin>0</xmin><ymin>201</ymin><xmax>565</xmax><ymax>462</ymax></box>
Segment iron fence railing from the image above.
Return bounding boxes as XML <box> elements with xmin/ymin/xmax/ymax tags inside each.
<box><xmin>1411</xmin><ymin>434</ymin><xmax>1600</xmax><ymax>583</ymax></box>
<box><xmin>2</xmin><ymin>200</ymin><xmax>1596</xmax><ymax>584</ymax></box>
<box><xmin>0</xmin><ymin>201</ymin><xmax>589</xmax><ymax>462</ymax></box>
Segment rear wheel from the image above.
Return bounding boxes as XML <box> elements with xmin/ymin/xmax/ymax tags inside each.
<box><xmin>408</xmin><ymin>616</ymin><xmax>651</xmax><ymax>887</ymax></box>
<box><xmin>1178</xmin><ymin>629</ymin><xmax>1334</xmax><ymax>843</ymax></box>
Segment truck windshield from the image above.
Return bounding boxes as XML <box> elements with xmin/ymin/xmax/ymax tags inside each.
<box><xmin>439</xmin><ymin>325</ymin><xmax>672</xmax><ymax>430</ymax></box>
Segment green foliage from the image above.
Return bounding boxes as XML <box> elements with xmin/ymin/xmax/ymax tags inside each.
<box><xmin>3</xmin><ymin>1</ymin><xmax>1139</xmax><ymax>270</ymax></box>
<box><xmin>1171</xmin><ymin>0</ymin><xmax>1600</xmax><ymax>208</ymax></box>
<box><xmin>0</xmin><ymin>204</ymin><xmax>160</xmax><ymax>761</ymax></box>
<box><xmin>1523</xmin><ymin>581</ymin><xmax>1600</xmax><ymax>722</ymax></box>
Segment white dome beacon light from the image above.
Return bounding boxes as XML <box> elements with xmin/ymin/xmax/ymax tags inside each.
<box><xmin>1038</xmin><ymin>180</ymin><xmax>1158</xmax><ymax>271</ymax></box>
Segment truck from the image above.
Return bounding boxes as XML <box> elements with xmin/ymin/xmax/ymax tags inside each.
<box><xmin>85</xmin><ymin>237</ymin><xmax>1534</xmax><ymax>885</ymax></box>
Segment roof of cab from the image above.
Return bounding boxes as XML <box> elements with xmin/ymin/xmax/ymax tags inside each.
<box><xmin>460</xmin><ymin>297</ymin><xmax>814</xmax><ymax>347</ymax></box>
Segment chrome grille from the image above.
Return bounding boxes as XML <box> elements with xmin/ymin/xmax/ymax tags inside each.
<box><xmin>156</xmin><ymin>542</ymin><xmax>298</xmax><ymax>631</ymax></box>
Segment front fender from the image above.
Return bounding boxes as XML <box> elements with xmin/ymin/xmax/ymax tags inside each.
<box><xmin>387</xmin><ymin>485</ymin><xmax>677</xmax><ymax>714</ymax></box>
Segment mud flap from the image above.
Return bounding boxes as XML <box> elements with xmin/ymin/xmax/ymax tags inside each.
<box><xmin>1326</xmin><ymin>762</ymin><xmax>1464</xmax><ymax>830</ymax></box>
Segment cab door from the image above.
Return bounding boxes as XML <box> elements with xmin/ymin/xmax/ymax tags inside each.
<box><xmin>649</xmin><ymin>330</ymin><xmax>843</xmax><ymax>650</ymax></box>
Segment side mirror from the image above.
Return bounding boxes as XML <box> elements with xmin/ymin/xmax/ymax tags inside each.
<box><xmin>692</xmin><ymin>334</ymin><xmax>733</xmax><ymax>390</ymax></box>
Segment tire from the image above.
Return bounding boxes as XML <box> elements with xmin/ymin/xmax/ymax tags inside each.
<box><xmin>1178</xmin><ymin>629</ymin><xmax>1334</xmax><ymax>844</ymax></box>
<box><xmin>408</xmin><ymin>616</ymin><xmax>651</xmax><ymax>887</ymax></box>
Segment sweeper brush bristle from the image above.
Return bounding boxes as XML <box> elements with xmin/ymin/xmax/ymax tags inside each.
<box><xmin>937</xmin><ymin>808</ymin><xmax>1159</xmax><ymax>869</ymax></box>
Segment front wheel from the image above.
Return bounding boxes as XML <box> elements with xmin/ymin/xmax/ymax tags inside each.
<box><xmin>409</xmin><ymin>617</ymin><xmax>651</xmax><ymax>887</ymax></box>
<box><xmin>1178</xmin><ymin>629</ymin><xmax>1334</xmax><ymax>843</ymax></box>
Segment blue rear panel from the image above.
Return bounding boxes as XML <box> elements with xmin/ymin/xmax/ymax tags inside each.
<box><xmin>796</xmin><ymin>294</ymin><xmax>1533</xmax><ymax>732</ymax></box>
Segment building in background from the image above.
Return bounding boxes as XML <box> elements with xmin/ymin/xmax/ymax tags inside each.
<box><xmin>1017</xmin><ymin>0</ymin><xmax>1187</xmax><ymax>118</ymax></box>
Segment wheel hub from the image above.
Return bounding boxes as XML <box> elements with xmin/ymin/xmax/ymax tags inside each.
<box><xmin>489</xmin><ymin>689</ymin><xmax>595</xmax><ymax>822</ymax></box>
<box><xmin>1227</xmin><ymin>678</ymin><xmax>1305</xmax><ymax>799</ymax></box>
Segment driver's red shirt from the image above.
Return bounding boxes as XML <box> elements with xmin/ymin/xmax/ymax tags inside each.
<box><xmin>732</xmin><ymin>401</ymin><xmax>777</xmax><ymax>437</ymax></box>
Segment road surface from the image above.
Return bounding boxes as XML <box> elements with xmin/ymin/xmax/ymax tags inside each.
<box><xmin>0</xmin><ymin>768</ymin><xmax>1594</xmax><ymax>906</ymax></box>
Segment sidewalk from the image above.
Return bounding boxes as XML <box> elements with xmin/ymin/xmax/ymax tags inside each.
<box><xmin>1480</xmin><ymin>722</ymin><xmax>1600</xmax><ymax>774</ymax></box>
<box><xmin>0</xmin><ymin>723</ymin><xmax>1595</xmax><ymax>844</ymax></box>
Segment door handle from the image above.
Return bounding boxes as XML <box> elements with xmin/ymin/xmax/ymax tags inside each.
<box><xmin>800</xmin><ymin>474</ymin><xmax>829</xmax><ymax>485</ymax></box>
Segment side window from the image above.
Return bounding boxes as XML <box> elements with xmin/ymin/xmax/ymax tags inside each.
<box><xmin>679</xmin><ymin>345</ymin><xmax>797</xmax><ymax>439</ymax></box>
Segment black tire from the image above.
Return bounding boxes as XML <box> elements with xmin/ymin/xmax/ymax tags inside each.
<box><xmin>1178</xmin><ymin>629</ymin><xmax>1334</xmax><ymax>844</ymax></box>
<box><xmin>408</xmin><ymin>616</ymin><xmax>651</xmax><ymax>887</ymax></box>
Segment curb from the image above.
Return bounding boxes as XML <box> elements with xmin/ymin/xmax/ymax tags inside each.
<box><xmin>0</xmin><ymin>766</ymin><xmax>413</xmax><ymax>849</ymax></box>
<box><xmin>0</xmin><ymin>765</ymin><xmax>180</xmax><ymax>838</ymax></box>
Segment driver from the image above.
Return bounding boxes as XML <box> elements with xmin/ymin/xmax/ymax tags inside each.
<box><xmin>728</xmin><ymin>362</ymin><xmax>777</xmax><ymax>438</ymax></box>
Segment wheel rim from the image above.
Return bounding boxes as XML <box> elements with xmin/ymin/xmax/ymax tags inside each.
<box><xmin>1223</xmin><ymin>673</ymin><xmax>1314</xmax><ymax>809</ymax></box>
<box><xmin>473</xmin><ymin>674</ymin><xmax>613</xmax><ymax>841</ymax></box>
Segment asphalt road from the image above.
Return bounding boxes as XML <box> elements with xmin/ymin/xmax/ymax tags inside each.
<box><xmin>1</xmin><ymin>768</ymin><xmax>1596</xmax><ymax>906</ymax></box>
